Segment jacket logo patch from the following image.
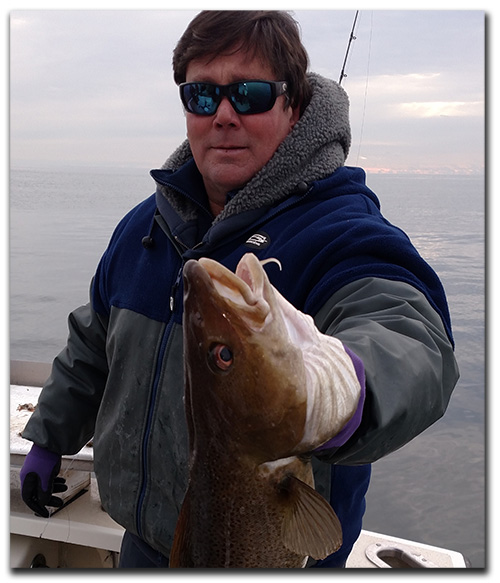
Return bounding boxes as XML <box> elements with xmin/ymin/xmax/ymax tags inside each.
<box><xmin>245</xmin><ymin>231</ymin><xmax>271</xmax><ymax>250</ymax></box>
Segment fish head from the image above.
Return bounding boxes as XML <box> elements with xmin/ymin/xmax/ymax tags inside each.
<box><xmin>182</xmin><ymin>253</ymin><xmax>308</xmax><ymax>461</ymax></box>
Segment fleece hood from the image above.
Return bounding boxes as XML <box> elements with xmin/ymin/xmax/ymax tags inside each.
<box><xmin>153</xmin><ymin>73</ymin><xmax>351</xmax><ymax>224</ymax></box>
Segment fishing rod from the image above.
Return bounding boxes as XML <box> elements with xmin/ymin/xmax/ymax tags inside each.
<box><xmin>339</xmin><ymin>10</ymin><xmax>359</xmax><ymax>85</ymax></box>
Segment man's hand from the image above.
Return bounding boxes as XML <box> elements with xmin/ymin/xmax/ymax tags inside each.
<box><xmin>20</xmin><ymin>444</ymin><xmax>67</xmax><ymax>518</ymax></box>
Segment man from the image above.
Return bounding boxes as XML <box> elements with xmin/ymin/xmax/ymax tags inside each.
<box><xmin>20</xmin><ymin>11</ymin><xmax>459</xmax><ymax>568</ymax></box>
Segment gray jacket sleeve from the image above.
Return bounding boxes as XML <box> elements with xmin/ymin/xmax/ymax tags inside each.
<box><xmin>21</xmin><ymin>301</ymin><xmax>109</xmax><ymax>455</ymax></box>
<box><xmin>313</xmin><ymin>277</ymin><xmax>459</xmax><ymax>465</ymax></box>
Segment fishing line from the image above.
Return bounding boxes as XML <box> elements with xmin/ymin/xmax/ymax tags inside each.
<box><xmin>37</xmin><ymin>456</ymin><xmax>78</xmax><ymax>543</ymax></box>
<box><xmin>355</xmin><ymin>11</ymin><xmax>373</xmax><ymax>167</ymax></box>
<box><xmin>40</xmin><ymin>453</ymin><xmax>91</xmax><ymax>542</ymax></box>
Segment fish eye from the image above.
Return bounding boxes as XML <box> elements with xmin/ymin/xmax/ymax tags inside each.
<box><xmin>209</xmin><ymin>344</ymin><xmax>234</xmax><ymax>372</ymax></box>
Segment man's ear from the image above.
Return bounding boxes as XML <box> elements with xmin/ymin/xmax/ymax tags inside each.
<box><xmin>289</xmin><ymin>104</ymin><xmax>301</xmax><ymax>129</ymax></box>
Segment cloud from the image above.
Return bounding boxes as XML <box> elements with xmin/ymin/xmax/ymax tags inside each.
<box><xmin>347</xmin><ymin>71</ymin><xmax>482</xmax><ymax>105</ymax></box>
<box><xmin>399</xmin><ymin>101</ymin><xmax>483</xmax><ymax>118</ymax></box>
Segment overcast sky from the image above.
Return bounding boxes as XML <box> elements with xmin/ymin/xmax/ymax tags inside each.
<box><xmin>9</xmin><ymin>8</ymin><xmax>484</xmax><ymax>175</ymax></box>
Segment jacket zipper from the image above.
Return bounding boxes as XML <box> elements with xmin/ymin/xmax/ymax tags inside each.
<box><xmin>135</xmin><ymin>261</ymin><xmax>184</xmax><ymax>539</ymax></box>
<box><xmin>169</xmin><ymin>266</ymin><xmax>183</xmax><ymax>312</ymax></box>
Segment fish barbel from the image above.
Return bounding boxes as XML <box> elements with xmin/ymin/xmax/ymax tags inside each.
<box><xmin>171</xmin><ymin>253</ymin><xmax>357</xmax><ymax>568</ymax></box>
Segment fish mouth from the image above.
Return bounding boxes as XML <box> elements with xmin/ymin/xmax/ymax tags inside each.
<box><xmin>185</xmin><ymin>254</ymin><xmax>321</xmax><ymax>346</ymax></box>
<box><xmin>190</xmin><ymin>253</ymin><xmax>275</xmax><ymax>329</ymax></box>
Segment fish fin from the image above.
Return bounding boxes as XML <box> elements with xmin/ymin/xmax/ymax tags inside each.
<box><xmin>281</xmin><ymin>475</ymin><xmax>343</xmax><ymax>560</ymax></box>
<box><xmin>170</xmin><ymin>489</ymin><xmax>192</xmax><ymax>568</ymax></box>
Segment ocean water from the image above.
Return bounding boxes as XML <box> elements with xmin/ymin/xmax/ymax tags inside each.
<box><xmin>363</xmin><ymin>173</ymin><xmax>485</xmax><ymax>569</ymax></box>
<box><xmin>9</xmin><ymin>167</ymin><xmax>485</xmax><ymax>568</ymax></box>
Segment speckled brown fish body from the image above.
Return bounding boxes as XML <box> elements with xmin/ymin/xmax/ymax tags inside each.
<box><xmin>170</xmin><ymin>254</ymin><xmax>342</xmax><ymax>568</ymax></box>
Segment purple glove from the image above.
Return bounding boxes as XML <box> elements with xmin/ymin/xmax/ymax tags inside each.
<box><xmin>314</xmin><ymin>345</ymin><xmax>366</xmax><ymax>451</ymax></box>
<box><xmin>20</xmin><ymin>444</ymin><xmax>67</xmax><ymax>517</ymax></box>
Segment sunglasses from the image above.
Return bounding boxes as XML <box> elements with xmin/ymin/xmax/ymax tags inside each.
<box><xmin>179</xmin><ymin>80</ymin><xmax>288</xmax><ymax>116</ymax></box>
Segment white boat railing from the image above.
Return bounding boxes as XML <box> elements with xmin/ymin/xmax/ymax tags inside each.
<box><xmin>10</xmin><ymin>360</ymin><xmax>51</xmax><ymax>387</ymax></box>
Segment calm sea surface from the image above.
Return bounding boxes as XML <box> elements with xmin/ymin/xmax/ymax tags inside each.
<box><xmin>9</xmin><ymin>167</ymin><xmax>485</xmax><ymax>567</ymax></box>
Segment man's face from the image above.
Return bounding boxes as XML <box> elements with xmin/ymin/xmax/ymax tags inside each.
<box><xmin>184</xmin><ymin>50</ymin><xmax>300</xmax><ymax>214</ymax></box>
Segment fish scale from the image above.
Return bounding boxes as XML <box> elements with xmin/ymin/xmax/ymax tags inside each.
<box><xmin>177</xmin><ymin>455</ymin><xmax>313</xmax><ymax>567</ymax></box>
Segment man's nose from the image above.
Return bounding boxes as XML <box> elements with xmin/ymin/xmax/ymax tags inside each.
<box><xmin>213</xmin><ymin>97</ymin><xmax>240</xmax><ymax>126</ymax></box>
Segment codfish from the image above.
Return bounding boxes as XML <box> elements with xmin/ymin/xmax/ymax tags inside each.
<box><xmin>171</xmin><ymin>253</ymin><xmax>359</xmax><ymax>568</ymax></box>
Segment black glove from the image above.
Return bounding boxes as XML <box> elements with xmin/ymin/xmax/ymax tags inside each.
<box><xmin>20</xmin><ymin>444</ymin><xmax>68</xmax><ymax>518</ymax></box>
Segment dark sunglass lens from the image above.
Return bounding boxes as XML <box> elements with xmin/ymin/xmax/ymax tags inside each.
<box><xmin>182</xmin><ymin>83</ymin><xmax>219</xmax><ymax>115</ymax></box>
<box><xmin>230</xmin><ymin>82</ymin><xmax>273</xmax><ymax>114</ymax></box>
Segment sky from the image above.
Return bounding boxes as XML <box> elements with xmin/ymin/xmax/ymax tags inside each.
<box><xmin>8</xmin><ymin>7</ymin><xmax>485</xmax><ymax>175</ymax></box>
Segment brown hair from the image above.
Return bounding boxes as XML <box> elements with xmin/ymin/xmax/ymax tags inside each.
<box><xmin>172</xmin><ymin>11</ymin><xmax>312</xmax><ymax>114</ymax></box>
